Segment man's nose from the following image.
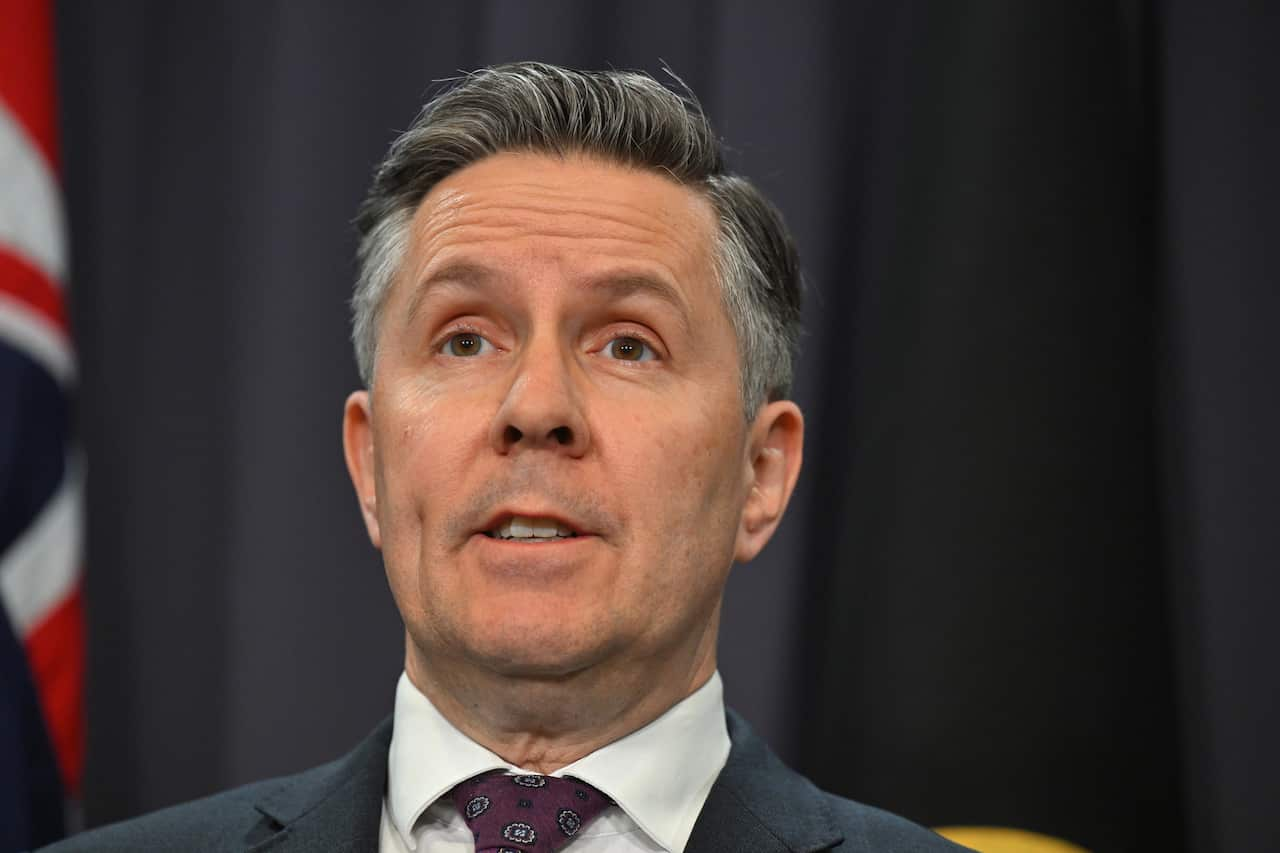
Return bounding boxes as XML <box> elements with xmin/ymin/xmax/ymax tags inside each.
<box><xmin>488</xmin><ymin>342</ymin><xmax>590</xmax><ymax>458</ymax></box>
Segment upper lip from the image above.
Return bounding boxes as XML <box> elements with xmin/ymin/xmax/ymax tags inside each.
<box><xmin>478</xmin><ymin>508</ymin><xmax>591</xmax><ymax>537</ymax></box>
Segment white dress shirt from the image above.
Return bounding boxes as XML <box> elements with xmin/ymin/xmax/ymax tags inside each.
<box><xmin>378</xmin><ymin>671</ymin><xmax>731</xmax><ymax>853</ymax></box>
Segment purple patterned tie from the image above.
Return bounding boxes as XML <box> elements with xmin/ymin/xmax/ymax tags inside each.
<box><xmin>452</xmin><ymin>771</ymin><xmax>612</xmax><ymax>852</ymax></box>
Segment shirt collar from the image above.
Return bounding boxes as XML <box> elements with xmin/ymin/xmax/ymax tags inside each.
<box><xmin>386</xmin><ymin>671</ymin><xmax>731</xmax><ymax>853</ymax></box>
<box><xmin>557</xmin><ymin>671</ymin><xmax>730</xmax><ymax>852</ymax></box>
<box><xmin>386</xmin><ymin>672</ymin><xmax>513</xmax><ymax>849</ymax></box>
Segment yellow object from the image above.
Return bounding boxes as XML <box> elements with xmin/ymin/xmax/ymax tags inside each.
<box><xmin>934</xmin><ymin>826</ymin><xmax>1090</xmax><ymax>853</ymax></box>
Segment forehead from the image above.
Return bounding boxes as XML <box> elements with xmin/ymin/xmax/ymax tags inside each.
<box><xmin>401</xmin><ymin>152</ymin><xmax>720</xmax><ymax>303</ymax></box>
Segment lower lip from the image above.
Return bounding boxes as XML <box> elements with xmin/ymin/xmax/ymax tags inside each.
<box><xmin>468</xmin><ymin>533</ymin><xmax>599</xmax><ymax>578</ymax></box>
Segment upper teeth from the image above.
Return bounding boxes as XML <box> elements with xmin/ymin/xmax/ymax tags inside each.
<box><xmin>494</xmin><ymin>515</ymin><xmax>576</xmax><ymax>540</ymax></box>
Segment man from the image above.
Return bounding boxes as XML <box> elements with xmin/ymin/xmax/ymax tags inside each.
<box><xmin>44</xmin><ymin>63</ymin><xmax>967</xmax><ymax>852</ymax></box>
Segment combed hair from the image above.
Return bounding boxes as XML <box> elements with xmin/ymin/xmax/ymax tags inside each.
<box><xmin>353</xmin><ymin>61</ymin><xmax>801</xmax><ymax>416</ymax></box>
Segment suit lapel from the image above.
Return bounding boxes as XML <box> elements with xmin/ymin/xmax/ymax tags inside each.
<box><xmin>246</xmin><ymin>717</ymin><xmax>392</xmax><ymax>852</ymax></box>
<box><xmin>685</xmin><ymin>710</ymin><xmax>844</xmax><ymax>853</ymax></box>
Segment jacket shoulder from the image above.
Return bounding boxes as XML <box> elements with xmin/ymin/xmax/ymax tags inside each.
<box><xmin>715</xmin><ymin>709</ymin><xmax>970</xmax><ymax>852</ymax></box>
<box><xmin>819</xmin><ymin>790</ymin><xmax>972</xmax><ymax>852</ymax></box>
<box><xmin>36</xmin><ymin>768</ymin><xmax>294</xmax><ymax>850</ymax></box>
<box><xmin>36</xmin><ymin>714</ymin><xmax>397</xmax><ymax>853</ymax></box>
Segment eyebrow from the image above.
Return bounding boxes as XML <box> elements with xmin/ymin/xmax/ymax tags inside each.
<box><xmin>404</xmin><ymin>261</ymin><xmax>696</xmax><ymax>334</ymax></box>
<box><xmin>403</xmin><ymin>261</ymin><xmax>500</xmax><ymax>328</ymax></box>
<box><xmin>580</xmin><ymin>273</ymin><xmax>694</xmax><ymax>335</ymax></box>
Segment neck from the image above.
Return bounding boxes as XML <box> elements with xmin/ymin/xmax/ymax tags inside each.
<box><xmin>404</xmin><ymin>624</ymin><xmax>719</xmax><ymax>774</ymax></box>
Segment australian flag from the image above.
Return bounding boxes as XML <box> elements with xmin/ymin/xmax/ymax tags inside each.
<box><xmin>1</xmin><ymin>0</ymin><xmax>84</xmax><ymax>847</ymax></box>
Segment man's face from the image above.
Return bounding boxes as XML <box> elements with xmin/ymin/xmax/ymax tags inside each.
<box><xmin>344</xmin><ymin>152</ymin><xmax>801</xmax><ymax>687</ymax></box>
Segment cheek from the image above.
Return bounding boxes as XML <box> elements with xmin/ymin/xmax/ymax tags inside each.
<box><xmin>619</xmin><ymin>404</ymin><xmax>745</xmax><ymax>553</ymax></box>
<box><xmin>672</xmin><ymin>400</ymin><xmax>745</xmax><ymax>500</ymax></box>
<box><xmin>383</xmin><ymin>379</ymin><xmax>478</xmax><ymax>480</ymax></box>
<box><xmin>375</xmin><ymin>388</ymin><xmax>478</xmax><ymax>553</ymax></box>
<box><xmin>375</xmin><ymin>394</ymin><xmax>485</xmax><ymax>626</ymax></box>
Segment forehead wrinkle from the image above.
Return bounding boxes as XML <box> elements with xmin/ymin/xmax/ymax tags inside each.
<box><xmin>424</xmin><ymin>165</ymin><xmax>714</xmax><ymax>248</ymax></box>
<box><xmin>438</xmin><ymin>197</ymin><xmax>703</xmax><ymax>263</ymax></box>
<box><xmin>411</xmin><ymin>222</ymin><xmax>699</xmax><ymax>298</ymax></box>
<box><xmin>410</xmin><ymin>212</ymin><xmax>713</xmax><ymax>298</ymax></box>
<box><xmin>456</xmin><ymin>184</ymin><xmax>699</xmax><ymax>232</ymax></box>
<box><xmin>414</xmin><ymin>188</ymin><xmax>704</xmax><ymax>259</ymax></box>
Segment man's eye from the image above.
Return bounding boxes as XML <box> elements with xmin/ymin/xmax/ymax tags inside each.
<box><xmin>442</xmin><ymin>332</ymin><xmax>493</xmax><ymax>357</ymax></box>
<box><xmin>605</xmin><ymin>336</ymin><xmax>655</xmax><ymax>362</ymax></box>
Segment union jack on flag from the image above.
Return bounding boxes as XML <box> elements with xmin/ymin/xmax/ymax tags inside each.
<box><xmin>1</xmin><ymin>0</ymin><xmax>83</xmax><ymax>846</ymax></box>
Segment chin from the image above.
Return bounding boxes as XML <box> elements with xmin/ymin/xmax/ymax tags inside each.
<box><xmin>463</xmin><ymin>616</ymin><xmax>618</xmax><ymax>680</ymax></box>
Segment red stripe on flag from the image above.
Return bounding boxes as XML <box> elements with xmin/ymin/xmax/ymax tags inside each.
<box><xmin>0</xmin><ymin>246</ymin><xmax>68</xmax><ymax>336</ymax></box>
<box><xmin>0</xmin><ymin>0</ymin><xmax>59</xmax><ymax>170</ymax></box>
<box><xmin>24</xmin><ymin>582</ymin><xmax>85</xmax><ymax>795</ymax></box>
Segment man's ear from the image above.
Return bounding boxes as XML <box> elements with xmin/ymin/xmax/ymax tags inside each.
<box><xmin>343</xmin><ymin>390</ymin><xmax>382</xmax><ymax>549</ymax></box>
<box><xmin>735</xmin><ymin>399</ymin><xmax>804</xmax><ymax>562</ymax></box>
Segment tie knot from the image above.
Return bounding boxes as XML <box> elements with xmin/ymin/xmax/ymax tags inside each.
<box><xmin>452</xmin><ymin>770</ymin><xmax>612</xmax><ymax>852</ymax></box>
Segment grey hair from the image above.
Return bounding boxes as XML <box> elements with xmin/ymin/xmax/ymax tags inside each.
<box><xmin>353</xmin><ymin>61</ymin><xmax>801</xmax><ymax>417</ymax></box>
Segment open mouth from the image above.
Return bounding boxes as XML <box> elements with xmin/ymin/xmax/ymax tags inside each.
<box><xmin>482</xmin><ymin>515</ymin><xmax>581</xmax><ymax>541</ymax></box>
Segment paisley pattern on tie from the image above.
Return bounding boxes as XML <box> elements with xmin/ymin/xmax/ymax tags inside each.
<box><xmin>452</xmin><ymin>771</ymin><xmax>612</xmax><ymax>852</ymax></box>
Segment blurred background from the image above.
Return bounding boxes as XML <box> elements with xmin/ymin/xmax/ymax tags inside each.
<box><xmin>2</xmin><ymin>1</ymin><xmax>1277</xmax><ymax>851</ymax></box>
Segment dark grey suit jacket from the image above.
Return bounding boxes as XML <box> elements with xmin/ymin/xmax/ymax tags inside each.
<box><xmin>41</xmin><ymin>711</ymin><xmax>969</xmax><ymax>852</ymax></box>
